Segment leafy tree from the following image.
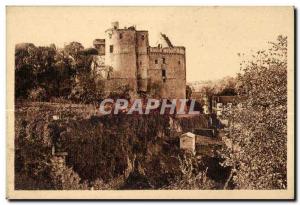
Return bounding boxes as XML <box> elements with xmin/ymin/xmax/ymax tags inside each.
<box><xmin>64</xmin><ymin>42</ymin><xmax>106</xmax><ymax>103</ymax></box>
<box><xmin>15</xmin><ymin>43</ymin><xmax>38</xmax><ymax>98</ymax></box>
<box><xmin>221</xmin><ymin>35</ymin><xmax>287</xmax><ymax>189</ymax></box>
<box><xmin>15</xmin><ymin>41</ymin><xmax>105</xmax><ymax>103</ymax></box>
<box><xmin>15</xmin><ymin>43</ymin><xmax>76</xmax><ymax>100</ymax></box>
<box><xmin>186</xmin><ymin>85</ymin><xmax>193</xmax><ymax>99</ymax></box>
<box><xmin>52</xmin><ymin>49</ymin><xmax>76</xmax><ymax>98</ymax></box>
<box><xmin>63</xmin><ymin>41</ymin><xmax>84</xmax><ymax>61</ymax></box>
<box><xmin>217</xmin><ymin>87</ymin><xmax>237</xmax><ymax>96</ymax></box>
<box><xmin>69</xmin><ymin>73</ymin><xmax>105</xmax><ymax>104</ymax></box>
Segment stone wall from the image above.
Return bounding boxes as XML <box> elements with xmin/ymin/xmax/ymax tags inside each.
<box><xmin>148</xmin><ymin>47</ymin><xmax>186</xmax><ymax>99</ymax></box>
<box><xmin>105</xmin><ymin>28</ymin><xmax>137</xmax><ymax>80</ymax></box>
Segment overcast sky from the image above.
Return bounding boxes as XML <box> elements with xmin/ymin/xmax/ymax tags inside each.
<box><xmin>7</xmin><ymin>7</ymin><xmax>293</xmax><ymax>82</ymax></box>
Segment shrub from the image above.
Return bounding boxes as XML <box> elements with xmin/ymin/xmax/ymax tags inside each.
<box><xmin>29</xmin><ymin>87</ymin><xmax>47</xmax><ymax>101</ymax></box>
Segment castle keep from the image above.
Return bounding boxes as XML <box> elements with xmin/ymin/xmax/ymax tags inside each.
<box><xmin>93</xmin><ymin>22</ymin><xmax>186</xmax><ymax>99</ymax></box>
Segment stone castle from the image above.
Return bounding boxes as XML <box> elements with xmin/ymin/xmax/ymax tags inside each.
<box><xmin>92</xmin><ymin>21</ymin><xmax>186</xmax><ymax>99</ymax></box>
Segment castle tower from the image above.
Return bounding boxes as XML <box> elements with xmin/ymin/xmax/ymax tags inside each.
<box><xmin>136</xmin><ymin>31</ymin><xmax>149</xmax><ymax>92</ymax></box>
<box><xmin>105</xmin><ymin>22</ymin><xmax>138</xmax><ymax>91</ymax></box>
<box><xmin>148</xmin><ymin>44</ymin><xmax>186</xmax><ymax>99</ymax></box>
<box><xmin>102</xmin><ymin>22</ymin><xmax>186</xmax><ymax>100</ymax></box>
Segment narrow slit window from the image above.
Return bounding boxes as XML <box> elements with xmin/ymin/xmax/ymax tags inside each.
<box><xmin>119</xmin><ymin>33</ymin><xmax>123</xmax><ymax>39</ymax></box>
<box><xmin>162</xmin><ymin>69</ymin><xmax>166</xmax><ymax>78</ymax></box>
<box><xmin>155</xmin><ymin>59</ymin><xmax>158</xmax><ymax>64</ymax></box>
<box><xmin>109</xmin><ymin>45</ymin><xmax>113</xmax><ymax>53</ymax></box>
<box><xmin>162</xmin><ymin>58</ymin><xmax>166</xmax><ymax>64</ymax></box>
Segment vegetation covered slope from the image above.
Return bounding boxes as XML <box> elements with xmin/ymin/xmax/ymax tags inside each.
<box><xmin>15</xmin><ymin>102</ymin><xmax>219</xmax><ymax>190</ymax></box>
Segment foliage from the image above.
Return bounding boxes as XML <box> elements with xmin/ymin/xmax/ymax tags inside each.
<box><xmin>15</xmin><ymin>41</ymin><xmax>105</xmax><ymax>103</ymax></box>
<box><xmin>63</xmin><ymin>41</ymin><xmax>84</xmax><ymax>60</ymax></box>
<box><xmin>108</xmin><ymin>84</ymin><xmax>133</xmax><ymax>100</ymax></box>
<box><xmin>91</xmin><ymin>178</ymin><xmax>113</xmax><ymax>190</ymax></box>
<box><xmin>163</xmin><ymin>153</ymin><xmax>217</xmax><ymax>189</ymax></box>
<box><xmin>199</xmin><ymin>77</ymin><xmax>237</xmax><ymax>112</ymax></box>
<box><xmin>186</xmin><ymin>85</ymin><xmax>193</xmax><ymax>99</ymax></box>
<box><xmin>147</xmin><ymin>81</ymin><xmax>163</xmax><ymax>98</ymax></box>
<box><xmin>220</xmin><ymin>35</ymin><xmax>287</xmax><ymax>189</ymax></box>
<box><xmin>177</xmin><ymin>115</ymin><xmax>209</xmax><ymax>132</ymax></box>
<box><xmin>69</xmin><ymin>73</ymin><xmax>105</xmax><ymax>104</ymax></box>
<box><xmin>60</xmin><ymin>113</ymin><xmax>171</xmax><ymax>182</ymax></box>
<box><xmin>28</xmin><ymin>87</ymin><xmax>47</xmax><ymax>101</ymax></box>
<box><xmin>14</xmin><ymin>116</ymin><xmax>53</xmax><ymax>189</ymax></box>
<box><xmin>49</xmin><ymin>156</ymin><xmax>89</xmax><ymax>190</ymax></box>
<box><xmin>15</xmin><ymin>102</ymin><xmax>226</xmax><ymax>190</ymax></box>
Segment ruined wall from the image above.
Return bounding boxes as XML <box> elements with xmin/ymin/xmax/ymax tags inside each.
<box><xmin>93</xmin><ymin>39</ymin><xmax>105</xmax><ymax>56</ymax></box>
<box><xmin>148</xmin><ymin>47</ymin><xmax>186</xmax><ymax>99</ymax></box>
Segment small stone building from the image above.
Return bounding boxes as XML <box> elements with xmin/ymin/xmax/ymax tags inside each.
<box><xmin>180</xmin><ymin>132</ymin><xmax>195</xmax><ymax>153</ymax></box>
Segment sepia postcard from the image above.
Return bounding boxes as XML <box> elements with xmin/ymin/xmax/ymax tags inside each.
<box><xmin>6</xmin><ymin>6</ymin><xmax>295</xmax><ymax>200</ymax></box>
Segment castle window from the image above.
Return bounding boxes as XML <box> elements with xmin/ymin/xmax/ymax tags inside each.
<box><xmin>141</xmin><ymin>35</ymin><xmax>145</xmax><ymax>40</ymax></box>
<box><xmin>155</xmin><ymin>59</ymin><xmax>158</xmax><ymax>64</ymax></box>
<box><xmin>178</xmin><ymin>60</ymin><xmax>181</xmax><ymax>65</ymax></box>
<box><xmin>119</xmin><ymin>33</ymin><xmax>123</xmax><ymax>39</ymax></box>
<box><xmin>109</xmin><ymin>45</ymin><xmax>113</xmax><ymax>53</ymax></box>
<box><xmin>162</xmin><ymin>58</ymin><xmax>166</xmax><ymax>64</ymax></box>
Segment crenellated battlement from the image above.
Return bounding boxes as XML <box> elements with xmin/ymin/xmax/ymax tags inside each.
<box><xmin>149</xmin><ymin>46</ymin><xmax>185</xmax><ymax>55</ymax></box>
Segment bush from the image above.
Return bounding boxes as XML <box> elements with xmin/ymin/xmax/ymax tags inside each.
<box><xmin>29</xmin><ymin>87</ymin><xmax>47</xmax><ymax>101</ymax></box>
<box><xmin>50</xmin><ymin>156</ymin><xmax>89</xmax><ymax>190</ymax></box>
